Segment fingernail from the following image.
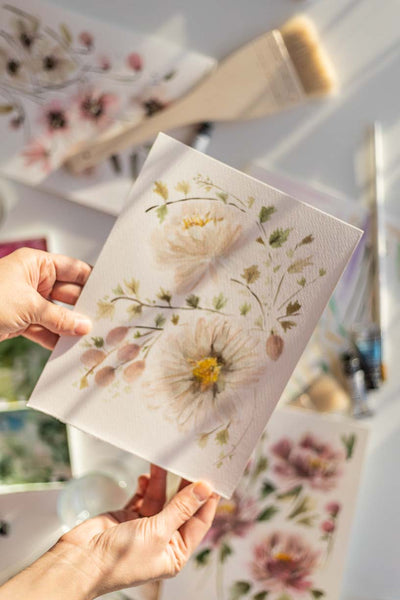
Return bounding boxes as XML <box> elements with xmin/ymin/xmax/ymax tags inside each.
<box><xmin>193</xmin><ymin>481</ymin><xmax>212</xmax><ymax>502</ymax></box>
<box><xmin>74</xmin><ymin>318</ymin><xmax>92</xmax><ymax>335</ymax></box>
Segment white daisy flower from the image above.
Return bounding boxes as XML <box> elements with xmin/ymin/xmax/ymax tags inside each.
<box><xmin>0</xmin><ymin>46</ymin><xmax>28</xmax><ymax>83</ymax></box>
<box><xmin>146</xmin><ymin>316</ymin><xmax>264</xmax><ymax>432</ymax></box>
<box><xmin>32</xmin><ymin>38</ymin><xmax>76</xmax><ymax>85</ymax></box>
<box><xmin>152</xmin><ymin>200</ymin><xmax>242</xmax><ymax>293</ymax></box>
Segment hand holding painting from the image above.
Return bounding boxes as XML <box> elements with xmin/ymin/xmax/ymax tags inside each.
<box><xmin>0</xmin><ymin>249</ymin><xmax>218</xmax><ymax>598</ymax></box>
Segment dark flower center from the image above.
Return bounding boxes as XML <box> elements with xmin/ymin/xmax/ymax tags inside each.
<box><xmin>47</xmin><ymin>110</ymin><xmax>67</xmax><ymax>130</ymax></box>
<box><xmin>143</xmin><ymin>98</ymin><xmax>164</xmax><ymax>117</ymax></box>
<box><xmin>81</xmin><ymin>97</ymin><xmax>104</xmax><ymax>120</ymax></box>
<box><xmin>7</xmin><ymin>59</ymin><xmax>20</xmax><ymax>76</ymax></box>
<box><xmin>20</xmin><ymin>32</ymin><xmax>33</xmax><ymax>48</ymax></box>
<box><xmin>43</xmin><ymin>55</ymin><xmax>58</xmax><ymax>71</ymax></box>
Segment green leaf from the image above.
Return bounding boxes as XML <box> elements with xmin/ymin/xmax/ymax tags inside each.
<box><xmin>175</xmin><ymin>180</ymin><xmax>190</xmax><ymax>195</ymax></box>
<box><xmin>213</xmin><ymin>292</ymin><xmax>228</xmax><ymax>311</ymax></box>
<box><xmin>256</xmin><ymin>236</ymin><xmax>265</xmax><ymax>245</ymax></box>
<box><xmin>124</xmin><ymin>278</ymin><xmax>140</xmax><ymax>295</ymax></box>
<box><xmin>280</xmin><ymin>320</ymin><xmax>296</xmax><ymax>332</ymax></box>
<box><xmin>288</xmin><ymin>495</ymin><xmax>314</xmax><ymax>520</ymax></box>
<box><xmin>79</xmin><ymin>376</ymin><xmax>88</xmax><ymax>390</ymax></box>
<box><xmin>277</xmin><ymin>484</ymin><xmax>303</xmax><ymax>500</ymax></box>
<box><xmin>0</xmin><ymin>104</ymin><xmax>14</xmax><ymax>114</ymax></box>
<box><xmin>286</xmin><ymin>300</ymin><xmax>301</xmax><ymax>316</ymax></box>
<box><xmin>248</xmin><ymin>196</ymin><xmax>255</xmax><ymax>208</ymax></box>
<box><xmin>311</xmin><ymin>590</ymin><xmax>325</xmax><ymax>599</ymax></box>
<box><xmin>254</xmin><ymin>456</ymin><xmax>268</xmax><ymax>476</ymax></box>
<box><xmin>163</xmin><ymin>69</ymin><xmax>176</xmax><ymax>81</ymax></box>
<box><xmin>59</xmin><ymin>23</ymin><xmax>73</xmax><ymax>45</ymax></box>
<box><xmin>195</xmin><ymin>548</ymin><xmax>212</xmax><ymax>566</ymax></box>
<box><xmin>287</xmin><ymin>256</ymin><xmax>313</xmax><ymax>274</ymax></box>
<box><xmin>156</xmin><ymin>204</ymin><xmax>168</xmax><ymax>223</ymax></box>
<box><xmin>260</xmin><ymin>480</ymin><xmax>276</xmax><ymax>497</ymax></box>
<box><xmin>273</xmin><ymin>265</ymin><xmax>281</xmax><ymax>273</ymax></box>
<box><xmin>240</xmin><ymin>302</ymin><xmax>251</xmax><ymax>316</ymax></box>
<box><xmin>216</xmin><ymin>428</ymin><xmax>229</xmax><ymax>445</ymax></box>
<box><xmin>153</xmin><ymin>180</ymin><xmax>168</xmax><ymax>200</ymax></box>
<box><xmin>259</xmin><ymin>205</ymin><xmax>276</xmax><ymax>223</ymax></box>
<box><xmin>96</xmin><ymin>300</ymin><xmax>115</xmax><ymax>320</ymax></box>
<box><xmin>154</xmin><ymin>313</ymin><xmax>166</xmax><ymax>328</ymax></box>
<box><xmin>157</xmin><ymin>287</ymin><xmax>172</xmax><ymax>304</ymax></box>
<box><xmin>112</xmin><ymin>284</ymin><xmax>124</xmax><ymax>295</ymax></box>
<box><xmin>319</xmin><ymin>268</ymin><xmax>327</xmax><ymax>277</ymax></box>
<box><xmin>341</xmin><ymin>433</ymin><xmax>356</xmax><ymax>459</ymax></box>
<box><xmin>254</xmin><ymin>316</ymin><xmax>264</xmax><ymax>329</ymax></box>
<box><xmin>300</xmin><ymin>234</ymin><xmax>314</xmax><ymax>246</ymax></box>
<box><xmin>127</xmin><ymin>303</ymin><xmax>142</xmax><ymax>317</ymax></box>
<box><xmin>269</xmin><ymin>228</ymin><xmax>291</xmax><ymax>248</ymax></box>
<box><xmin>186</xmin><ymin>294</ymin><xmax>200</xmax><ymax>308</ymax></box>
<box><xmin>230</xmin><ymin>581</ymin><xmax>252</xmax><ymax>600</ymax></box>
<box><xmin>241</xmin><ymin>265</ymin><xmax>260</xmax><ymax>284</ymax></box>
<box><xmin>91</xmin><ymin>336</ymin><xmax>104</xmax><ymax>348</ymax></box>
<box><xmin>217</xmin><ymin>191</ymin><xmax>228</xmax><ymax>203</ymax></box>
<box><xmin>297</xmin><ymin>276</ymin><xmax>306</xmax><ymax>287</ymax></box>
<box><xmin>256</xmin><ymin>505</ymin><xmax>278</xmax><ymax>521</ymax></box>
<box><xmin>253</xmin><ymin>593</ymin><xmax>268</xmax><ymax>600</ymax></box>
<box><xmin>171</xmin><ymin>314</ymin><xmax>180</xmax><ymax>325</ymax></box>
<box><xmin>276</xmin><ymin>595</ymin><xmax>291</xmax><ymax>600</ymax></box>
<box><xmin>220</xmin><ymin>542</ymin><xmax>233</xmax><ymax>563</ymax></box>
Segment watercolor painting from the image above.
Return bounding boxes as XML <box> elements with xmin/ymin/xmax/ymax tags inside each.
<box><xmin>0</xmin><ymin>0</ymin><xmax>215</xmax><ymax>190</ymax></box>
<box><xmin>161</xmin><ymin>407</ymin><xmax>369</xmax><ymax>600</ymax></box>
<box><xmin>28</xmin><ymin>134</ymin><xmax>362</xmax><ymax>498</ymax></box>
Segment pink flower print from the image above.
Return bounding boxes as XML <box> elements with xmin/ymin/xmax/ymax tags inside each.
<box><xmin>79</xmin><ymin>31</ymin><xmax>94</xmax><ymax>49</ymax></box>
<box><xmin>271</xmin><ymin>434</ymin><xmax>345</xmax><ymax>492</ymax></box>
<box><xmin>127</xmin><ymin>52</ymin><xmax>143</xmax><ymax>71</ymax></box>
<box><xmin>40</xmin><ymin>100</ymin><xmax>69</xmax><ymax>134</ymax></box>
<box><xmin>77</xmin><ymin>89</ymin><xmax>118</xmax><ymax>127</ymax></box>
<box><xmin>204</xmin><ymin>492</ymin><xmax>258</xmax><ymax>547</ymax></box>
<box><xmin>22</xmin><ymin>140</ymin><xmax>52</xmax><ymax>172</ymax></box>
<box><xmin>325</xmin><ymin>501</ymin><xmax>341</xmax><ymax>517</ymax></box>
<box><xmin>321</xmin><ymin>520</ymin><xmax>335</xmax><ymax>533</ymax></box>
<box><xmin>251</xmin><ymin>531</ymin><xmax>320</xmax><ymax>594</ymax></box>
<box><xmin>98</xmin><ymin>55</ymin><xmax>111</xmax><ymax>71</ymax></box>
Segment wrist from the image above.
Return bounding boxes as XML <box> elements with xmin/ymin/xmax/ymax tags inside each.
<box><xmin>1</xmin><ymin>540</ymin><xmax>100</xmax><ymax>600</ymax></box>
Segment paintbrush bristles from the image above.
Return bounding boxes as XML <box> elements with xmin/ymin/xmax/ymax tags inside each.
<box><xmin>280</xmin><ymin>15</ymin><xmax>337</xmax><ymax>96</ymax></box>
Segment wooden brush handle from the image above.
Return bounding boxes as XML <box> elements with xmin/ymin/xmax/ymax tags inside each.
<box><xmin>64</xmin><ymin>93</ymin><xmax>205</xmax><ymax>173</ymax></box>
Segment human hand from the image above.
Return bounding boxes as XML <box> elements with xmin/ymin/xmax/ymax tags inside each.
<box><xmin>0</xmin><ymin>248</ymin><xmax>92</xmax><ymax>349</ymax></box>
<box><xmin>52</xmin><ymin>465</ymin><xmax>219</xmax><ymax>597</ymax></box>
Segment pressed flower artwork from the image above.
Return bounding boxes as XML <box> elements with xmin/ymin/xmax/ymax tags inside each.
<box><xmin>161</xmin><ymin>407</ymin><xmax>369</xmax><ymax>600</ymax></box>
<box><xmin>0</xmin><ymin>0</ymin><xmax>215</xmax><ymax>190</ymax></box>
<box><xmin>28</xmin><ymin>134</ymin><xmax>362</xmax><ymax>498</ymax></box>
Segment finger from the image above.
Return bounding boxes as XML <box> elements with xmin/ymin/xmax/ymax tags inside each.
<box><xmin>158</xmin><ymin>481</ymin><xmax>213</xmax><ymax>536</ymax></box>
<box><xmin>178</xmin><ymin>493</ymin><xmax>220</xmax><ymax>554</ymax></box>
<box><xmin>33</xmin><ymin>294</ymin><xmax>91</xmax><ymax>336</ymax></box>
<box><xmin>50</xmin><ymin>282</ymin><xmax>84</xmax><ymax>305</ymax></box>
<box><xmin>124</xmin><ymin>474</ymin><xmax>150</xmax><ymax>510</ymax></box>
<box><xmin>140</xmin><ymin>464</ymin><xmax>167</xmax><ymax>517</ymax></box>
<box><xmin>22</xmin><ymin>324</ymin><xmax>59</xmax><ymax>350</ymax></box>
<box><xmin>48</xmin><ymin>254</ymin><xmax>92</xmax><ymax>286</ymax></box>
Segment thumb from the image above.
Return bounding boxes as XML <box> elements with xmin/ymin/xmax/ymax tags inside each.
<box><xmin>33</xmin><ymin>294</ymin><xmax>92</xmax><ymax>336</ymax></box>
<box><xmin>158</xmin><ymin>481</ymin><xmax>212</xmax><ymax>535</ymax></box>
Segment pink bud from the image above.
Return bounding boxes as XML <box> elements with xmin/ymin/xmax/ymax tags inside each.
<box><xmin>127</xmin><ymin>52</ymin><xmax>142</xmax><ymax>71</ymax></box>
<box><xmin>79</xmin><ymin>31</ymin><xmax>93</xmax><ymax>48</ymax></box>
<box><xmin>325</xmin><ymin>501</ymin><xmax>341</xmax><ymax>517</ymax></box>
<box><xmin>321</xmin><ymin>520</ymin><xmax>335</xmax><ymax>533</ymax></box>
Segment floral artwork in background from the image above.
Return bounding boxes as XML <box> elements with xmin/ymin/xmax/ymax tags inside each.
<box><xmin>28</xmin><ymin>133</ymin><xmax>362</xmax><ymax>498</ymax></box>
<box><xmin>161</xmin><ymin>408</ymin><xmax>369</xmax><ymax>600</ymax></box>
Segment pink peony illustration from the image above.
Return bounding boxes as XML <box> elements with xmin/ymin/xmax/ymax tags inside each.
<box><xmin>251</xmin><ymin>531</ymin><xmax>320</xmax><ymax>593</ymax></box>
<box><xmin>204</xmin><ymin>492</ymin><xmax>258</xmax><ymax>546</ymax></box>
<box><xmin>321</xmin><ymin>520</ymin><xmax>335</xmax><ymax>533</ymax></box>
<box><xmin>271</xmin><ymin>434</ymin><xmax>345</xmax><ymax>492</ymax></box>
<box><xmin>325</xmin><ymin>501</ymin><xmax>341</xmax><ymax>517</ymax></box>
<box><xmin>40</xmin><ymin>99</ymin><xmax>69</xmax><ymax>134</ymax></box>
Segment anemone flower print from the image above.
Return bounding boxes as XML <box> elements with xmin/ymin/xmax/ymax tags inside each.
<box><xmin>32</xmin><ymin>37</ymin><xmax>76</xmax><ymax>86</ymax></box>
<box><xmin>250</xmin><ymin>530</ymin><xmax>320</xmax><ymax>595</ymax></box>
<box><xmin>204</xmin><ymin>492</ymin><xmax>259</xmax><ymax>547</ymax></box>
<box><xmin>10</xmin><ymin>15</ymin><xmax>39</xmax><ymax>52</ymax></box>
<box><xmin>146</xmin><ymin>316</ymin><xmax>264</xmax><ymax>433</ymax></box>
<box><xmin>76</xmin><ymin>88</ymin><xmax>119</xmax><ymax>127</ymax></box>
<box><xmin>40</xmin><ymin>99</ymin><xmax>69</xmax><ymax>134</ymax></box>
<box><xmin>0</xmin><ymin>46</ymin><xmax>29</xmax><ymax>83</ymax></box>
<box><xmin>271</xmin><ymin>434</ymin><xmax>346</xmax><ymax>492</ymax></box>
<box><xmin>152</xmin><ymin>201</ymin><xmax>243</xmax><ymax>294</ymax></box>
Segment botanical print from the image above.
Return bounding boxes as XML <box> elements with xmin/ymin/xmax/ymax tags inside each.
<box><xmin>0</xmin><ymin>405</ymin><xmax>71</xmax><ymax>486</ymax></box>
<box><xmin>0</xmin><ymin>0</ymin><xmax>215</xmax><ymax>183</ymax></box>
<box><xmin>161</xmin><ymin>408</ymin><xmax>369</xmax><ymax>600</ymax></box>
<box><xmin>27</xmin><ymin>133</ymin><xmax>362</xmax><ymax>498</ymax></box>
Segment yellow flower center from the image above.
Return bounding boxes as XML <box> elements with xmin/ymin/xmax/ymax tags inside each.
<box><xmin>183</xmin><ymin>213</ymin><xmax>212</xmax><ymax>229</ymax></box>
<box><xmin>191</xmin><ymin>356</ymin><xmax>221</xmax><ymax>390</ymax></box>
<box><xmin>308</xmin><ymin>456</ymin><xmax>328</xmax><ymax>470</ymax></box>
<box><xmin>274</xmin><ymin>552</ymin><xmax>292</xmax><ymax>562</ymax></box>
<box><xmin>216</xmin><ymin>500</ymin><xmax>236</xmax><ymax>515</ymax></box>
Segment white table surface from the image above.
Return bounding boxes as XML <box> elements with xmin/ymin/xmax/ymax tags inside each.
<box><xmin>1</xmin><ymin>1</ymin><xmax>400</xmax><ymax>598</ymax></box>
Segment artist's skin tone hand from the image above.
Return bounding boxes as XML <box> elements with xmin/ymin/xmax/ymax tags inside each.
<box><xmin>0</xmin><ymin>248</ymin><xmax>92</xmax><ymax>349</ymax></box>
<box><xmin>0</xmin><ymin>466</ymin><xmax>219</xmax><ymax>600</ymax></box>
